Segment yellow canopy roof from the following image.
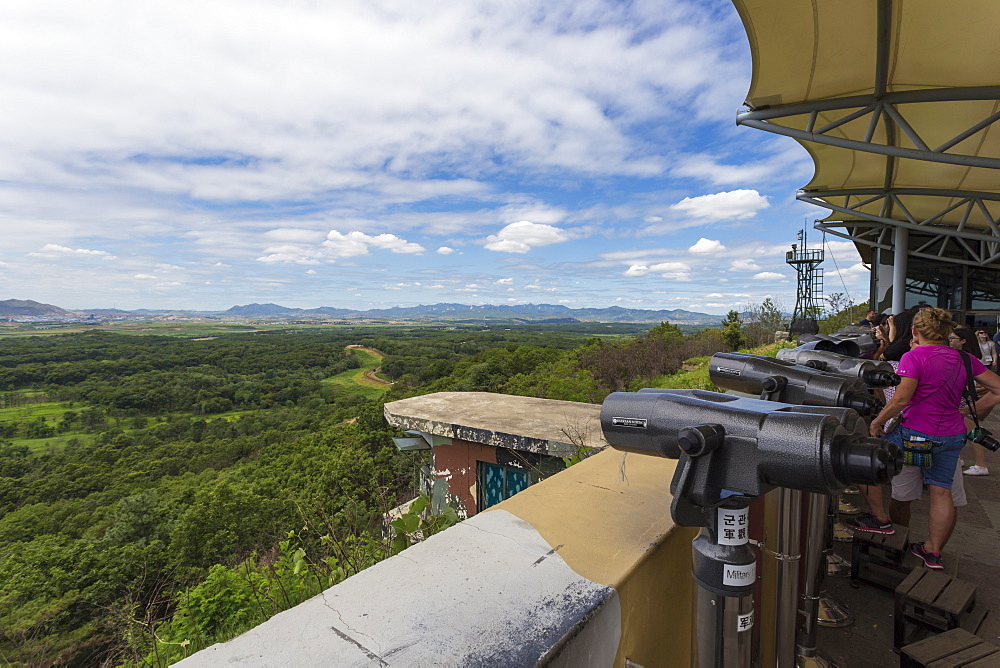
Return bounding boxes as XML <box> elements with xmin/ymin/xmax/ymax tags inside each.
<box><xmin>733</xmin><ymin>0</ymin><xmax>1000</xmax><ymax>265</ymax></box>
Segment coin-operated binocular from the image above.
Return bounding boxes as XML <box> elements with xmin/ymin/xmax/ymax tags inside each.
<box><xmin>709</xmin><ymin>352</ymin><xmax>883</xmax><ymax>417</ymax></box>
<box><xmin>798</xmin><ymin>331</ymin><xmax>878</xmax><ymax>359</ymax></box>
<box><xmin>776</xmin><ymin>347</ymin><xmax>900</xmax><ymax>388</ymax></box>
<box><xmin>601</xmin><ymin>389</ymin><xmax>897</xmax><ymax>526</ymax></box>
<box><xmin>600</xmin><ymin>389</ymin><xmax>899</xmax><ymax>668</ymax></box>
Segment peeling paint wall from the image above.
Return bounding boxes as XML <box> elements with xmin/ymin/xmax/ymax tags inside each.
<box><xmin>431</xmin><ymin>438</ymin><xmax>496</xmax><ymax>516</ymax></box>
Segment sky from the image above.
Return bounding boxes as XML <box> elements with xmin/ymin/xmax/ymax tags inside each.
<box><xmin>0</xmin><ymin>0</ymin><xmax>871</xmax><ymax>314</ymax></box>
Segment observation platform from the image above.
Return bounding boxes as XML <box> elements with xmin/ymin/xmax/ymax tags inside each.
<box><xmin>176</xmin><ymin>393</ymin><xmax>1000</xmax><ymax>666</ymax></box>
<box><xmin>813</xmin><ymin>410</ymin><xmax>1000</xmax><ymax>665</ymax></box>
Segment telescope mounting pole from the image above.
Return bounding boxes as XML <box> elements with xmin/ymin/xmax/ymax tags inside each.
<box><xmin>691</xmin><ymin>498</ymin><xmax>756</xmax><ymax>668</ymax></box>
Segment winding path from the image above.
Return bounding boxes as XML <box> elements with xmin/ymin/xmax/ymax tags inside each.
<box><xmin>345</xmin><ymin>345</ymin><xmax>394</xmax><ymax>387</ymax></box>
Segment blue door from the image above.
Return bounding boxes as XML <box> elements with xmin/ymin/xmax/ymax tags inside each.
<box><xmin>479</xmin><ymin>462</ymin><xmax>530</xmax><ymax>510</ymax></box>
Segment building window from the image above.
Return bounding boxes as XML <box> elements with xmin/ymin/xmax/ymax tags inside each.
<box><xmin>904</xmin><ymin>257</ymin><xmax>963</xmax><ymax>310</ymax></box>
<box><xmin>478</xmin><ymin>461</ymin><xmax>530</xmax><ymax>510</ymax></box>
<box><xmin>968</xmin><ymin>267</ymin><xmax>1000</xmax><ymax>311</ymax></box>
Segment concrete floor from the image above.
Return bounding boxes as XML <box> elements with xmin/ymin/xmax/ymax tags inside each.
<box><xmin>816</xmin><ymin>414</ymin><xmax>1000</xmax><ymax>667</ymax></box>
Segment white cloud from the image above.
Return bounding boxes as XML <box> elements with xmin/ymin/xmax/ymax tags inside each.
<box><xmin>650</xmin><ymin>262</ymin><xmax>691</xmax><ymax>273</ymax></box>
<box><xmin>30</xmin><ymin>243</ymin><xmax>114</xmax><ymax>258</ymax></box>
<box><xmin>134</xmin><ymin>274</ymin><xmax>157</xmax><ymax>280</ymax></box>
<box><xmin>436</xmin><ymin>246</ymin><xmax>455</xmax><ymax>255</ymax></box>
<box><xmin>495</xmin><ymin>278</ymin><xmax>514</xmax><ymax>285</ymax></box>
<box><xmin>730</xmin><ymin>258</ymin><xmax>761</xmax><ymax>271</ymax></box>
<box><xmin>670</xmin><ymin>190</ymin><xmax>770</xmax><ymax>221</ymax></box>
<box><xmin>839</xmin><ymin>263</ymin><xmax>870</xmax><ymax>278</ymax></box>
<box><xmin>256</xmin><ymin>245</ymin><xmax>324</xmax><ymax>265</ymax></box>
<box><xmin>688</xmin><ymin>237</ymin><xmax>725</xmax><ymax>253</ymax></box>
<box><xmin>671</xmin><ymin>154</ymin><xmax>778</xmax><ymax>186</ymax></box>
<box><xmin>625</xmin><ymin>261</ymin><xmax>691</xmax><ymax>281</ymax></box>
<box><xmin>484</xmin><ymin>220</ymin><xmax>571</xmax><ymax>253</ymax></box>
<box><xmin>752</xmin><ymin>271</ymin><xmax>785</xmax><ymax>280</ymax></box>
<box><xmin>368</xmin><ymin>233</ymin><xmax>424</xmax><ymax>254</ymax></box>
<box><xmin>259</xmin><ymin>229</ymin><xmax>423</xmax><ymax>264</ymax></box>
<box><xmin>264</xmin><ymin>228</ymin><xmax>326</xmax><ymax>243</ymax></box>
<box><xmin>321</xmin><ymin>231</ymin><xmax>375</xmax><ymax>259</ymax></box>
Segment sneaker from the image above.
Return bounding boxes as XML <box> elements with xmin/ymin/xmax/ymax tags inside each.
<box><xmin>838</xmin><ymin>498</ymin><xmax>861</xmax><ymax>515</ymax></box>
<box><xmin>845</xmin><ymin>512</ymin><xmax>894</xmax><ymax>535</ymax></box>
<box><xmin>964</xmin><ymin>465</ymin><xmax>989</xmax><ymax>476</ymax></box>
<box><xmin>911</xmin><ymin>542</ymin><xmax>944</xmax><ymax>570</ymax></box>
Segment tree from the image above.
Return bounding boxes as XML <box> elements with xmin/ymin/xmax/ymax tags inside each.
<box><xmin>721</xmin><ymin>311</ymin><xmax>745</xmax><ymax>351</ymax></box>
<box><xmin>819</xmin><ymin>294</ymin><xmax>869</xmax><ymax>334</ymax></box>
<box><xmin>742</xmin><ymin>298</ymin><xmax>788</xmax><ymax>346</ymax></box>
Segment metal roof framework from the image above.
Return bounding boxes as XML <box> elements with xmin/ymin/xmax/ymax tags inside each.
<box><xmin>732</xmin><ymin>0</ymin><xmax>1000</xmax><ymax>282</ymax></box>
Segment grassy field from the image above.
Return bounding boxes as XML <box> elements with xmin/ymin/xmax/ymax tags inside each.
<box><xmin>13</xmin><ymin>432</ymin><xmax>99</xmax><ymax>453</ymax></box>
<box><xmin>322</xmin><ymin>347</ymin><xmax>392</xmax><ymax>401</ymax></box>
<box><xmin>0</xmin><ymin>318</ymin><xmax>662</xmax><ymax>339</ymax></box>
<box><xmin>0</xmin><ymin>398</ymin><xmax>95</xmax><ymax>452</ymax></box>
<box><xmin>648</xmin><ymin>341</ymin><xmax>794</xmax><ymax>391</ymax></box>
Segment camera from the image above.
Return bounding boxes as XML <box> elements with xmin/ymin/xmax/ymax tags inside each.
<box><xmin>968</xmin><ymin>427</ymin><xmax>1000</xmax><ymax>452</ymax></box>
<box><xmin>776</xmin><ymin>347</ymin><xmax>900</xmax><ymax>388</ymax></box>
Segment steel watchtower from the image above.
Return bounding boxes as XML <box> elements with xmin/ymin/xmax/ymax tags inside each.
<box><xmin>786</xmin><ymin>229</ymin><xmax>824</xmax><ymax>337</ymax></box>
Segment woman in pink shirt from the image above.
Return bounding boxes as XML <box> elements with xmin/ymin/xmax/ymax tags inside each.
<box><xmin>847</xmin><ymin>308</ymin><xmax>1000</xmax><ymax>569</ymax></box>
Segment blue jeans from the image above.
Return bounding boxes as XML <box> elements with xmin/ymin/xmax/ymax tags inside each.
<box><xmin>885</xmin><ymin>425</ymin><xmax>965</xmax><ymax>489</ymax></box>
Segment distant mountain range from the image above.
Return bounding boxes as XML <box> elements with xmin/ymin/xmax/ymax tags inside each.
<box><xmin>0</xmin><ymin>299</ymin><xmax>78</xmax><ymax>318</ymax></box>
<box><xmin>0</xmin><ymin>298</ymin><xmax>726</xmax><ymax>325</ymax></box>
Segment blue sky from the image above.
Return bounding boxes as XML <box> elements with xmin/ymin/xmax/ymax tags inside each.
<box><xmin>0</xmin><ymin>0</ymin><xmax>870</xmax><ymax>314</ymax></box>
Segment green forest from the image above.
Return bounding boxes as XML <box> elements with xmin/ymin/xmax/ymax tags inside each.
<box><xmin>0</xmin><ymin>317</ymin><xmax>780</xmax><ymax>665</ymax></box>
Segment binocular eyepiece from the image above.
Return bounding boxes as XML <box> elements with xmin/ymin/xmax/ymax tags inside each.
<box><xmin>601</xmin><ymin>389</ymin><xmax>900</xmax><ymax>525</ymax></box>
<box><xmin>862</xmin><ymin>369</ymin><xmax>902</xmax><ymax>387</ymax></box>
<box><xmin>710</xmin><ymin>352</ymin><xmax>884</xmax><ymax>417</ymax></box>
<box><xmin>776</xmin><ymin>347</ymin><xmax>901</xmax><ymax>388</ymax></box>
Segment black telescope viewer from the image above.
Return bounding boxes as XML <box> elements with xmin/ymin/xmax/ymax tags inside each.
<box><xmin>709</xmin><ymin>352</ymin><xmax>883</xmax><ymax>417</ymax></box>
<box><xmin>600</xmin><ymin>388</ymin><xmax>899</xmax><ymax>667</ymax></box>
<box><xmin>796</xmin><ymin>333</ymin><xmax>878</xmax><ymax>359</ymax></box>
<box><xmin>776</xmin><ymin>347</ymin><xmax>900</xmax><ymax>388</ymax></box>
<box><xmin>601</xmin><ymin>389</ymin><xmax>898</xmax><ymax>527</ymax></box>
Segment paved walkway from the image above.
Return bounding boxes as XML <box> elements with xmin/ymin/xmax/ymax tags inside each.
<box><xmin>817</xmin><ymin>413</ymin><xmax>1000</xmax><ymax>666</ymax></box>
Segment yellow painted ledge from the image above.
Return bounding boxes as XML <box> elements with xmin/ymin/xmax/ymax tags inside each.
<box><xmin>489</xmin><ymin>448</ymin><xmax>696</xmax><ymax>666</ymax></box>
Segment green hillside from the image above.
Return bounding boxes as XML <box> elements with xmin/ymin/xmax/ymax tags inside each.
<box><xmin>0</xmin><ymin>319</ymin><xmax>780</xmax><ymax>664</ymax></box>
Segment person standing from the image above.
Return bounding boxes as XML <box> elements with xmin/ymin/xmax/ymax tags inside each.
<box><xmin>962</xmin><ymin>330</ymin><xmax>996</xmax><ymax>476</ymax></box>
<box><xmin>993</xmin><ymin>329</ymin><xmax>1000</xmax><ymax>370</ymax></box>
<box><xmin>847</xmin><ymin>308</ymin><xmax>1000</xmax><ymax>569</ymax></box>
<box><xmin>858</xmin><ymin>309</ymin><xmax>878</xmax><ymax>328</ymax></box>
<box><xmin>977</xmin><ymin>330</ymin><xmax>995</xmax><ymax>369</ymax></box>
<box><xmin>950</xmin><ymin>327</ymin><xmax>981</xmax><ymax>359</ymax></box>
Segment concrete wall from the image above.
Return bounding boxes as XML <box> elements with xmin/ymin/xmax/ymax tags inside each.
<box><xmin>177</xmin><ymin>448</ymin><xmax>695</xmax><ymax>667</ymax></box>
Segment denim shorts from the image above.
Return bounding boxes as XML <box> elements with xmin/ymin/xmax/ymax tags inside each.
<box><xmin>885</xmin><ymin>425</ymin><xmax>966</xmax><ymax>490</ymax></box>
<box><xmin>891</xmin><ymin>459</ymin><xmax>967</xmax><ymax>506</ymax></box>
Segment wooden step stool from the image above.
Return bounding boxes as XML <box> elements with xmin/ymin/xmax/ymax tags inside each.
<box><xmin>900</xmin><ymin>628</ymin><xmax>1000</xmax><ymax>667</ymax></box>
<box><xmin>961</xmin><ymin>601</ymin><xmax>1000</xmax><ymax>645</ymax></box>
<box><xmin>851</xmin><ymin>526</ymin><xmax>911</xmax><ymax>589</ymax></box>
<box><xmin>895</xmin><ymin>568</ymin><xmax>978</xmax><ymax>649</ymax></box>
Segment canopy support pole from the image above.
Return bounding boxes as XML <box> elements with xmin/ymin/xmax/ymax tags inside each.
<box><xmin>892</xmin><ymin>227</ymin><xmax>908</xmax><ymax>313</ymax></box>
